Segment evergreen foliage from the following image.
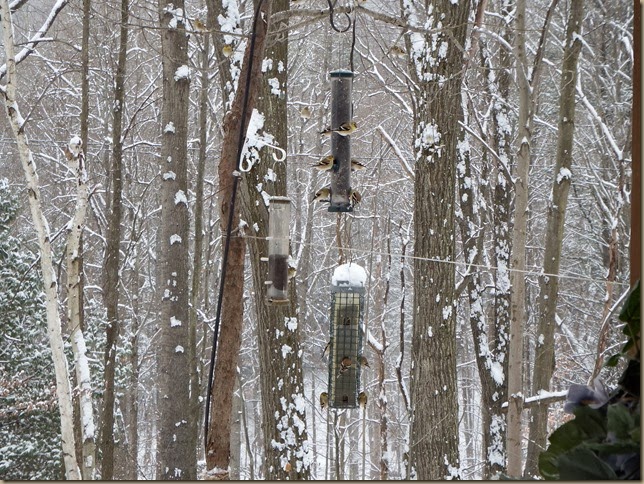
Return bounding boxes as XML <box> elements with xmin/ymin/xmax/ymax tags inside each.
<box><xmin>0</xmin><ymin>179</ymin><xmax>63</xmax><ymax>480</ymax></box>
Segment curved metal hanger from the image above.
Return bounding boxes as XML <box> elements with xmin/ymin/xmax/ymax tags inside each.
<box><xmin>327</xmin><ymin>0</ymin><xmax>351</xmax><ymax>33</ymax></box>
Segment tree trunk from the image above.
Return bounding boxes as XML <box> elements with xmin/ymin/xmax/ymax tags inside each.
<box><xmin>408</xmin><ymin>0</ymin><xmax>470</xmax><ymax>479</ymax></box>
<box><xmin>205</xmin><ymin>0</ymin><xmax>273</xmax><ymax>474</ymax></box>
<box><xmin>238</xmin><ymin>1</ymin><xmax>311</xmax><ymax>478</ymax></box>
<box><xmin>523</xmin><ymin>0</ymin><xmax>584</xmax><ymax>476</ymax></box>
<box><xmin>156</xmin><ymin>0</ymin><xmax>194</xmax><ymax>479</ymax></box>
<box><xmin>0</xmin><ymin>1</ymin><xmax>80</xmax><ymax>478</ymax></box>
<box><xmin>100</xmin><ymin>0</ymin><xmax>128</xmax><ymax>478</ymax></box>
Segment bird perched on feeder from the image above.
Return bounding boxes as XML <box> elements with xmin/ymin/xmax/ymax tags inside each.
<box><xmin>351</xmin><ymin>159</ymin><xmax>366</xmax><ymax>171</ymax></box>
<box><xmin>320</xmin><ymin>121</ymin><xmax>358</xmax><ymax>137</ymax></box>
<box><xmin>312</xmin><ymin>187</ymin><xmax>331</xmax><ymax>203</ymax></box>
<box><xmin>337</xmin><ymin>356</ymin><xmax>352</xmax><ymax>378</ymax></box>
<box><xmin>321</xmin><ymin>340</ymin><xmax>331</xmax><ymax>358</ymax></box>
<box><xmin>358</xmin><ymin>391</ymin><xmax>367</xmax><ymax>409</ymax></box>
<box><xmin>311</xmin><ymin>155</ymin><xmax>334</xmax><ymax>172</ymax></box>
<box><xmin>349</xmin><ymin>189</ymin><xmax>362</xmax><ymax>207</ymax></box>
<box><xmin>358</xmin><ymin>356</ymin><xmax>370</xmax><ymax>368</ymax></box>
<box><xmin>320</xmin><ymin>392</ymin><xmax>328</xmax><ymax>409</ymax></box>
<box><xmin>287</xmin><ymin>256</ymin><xmax>297</xmax><ymax>280</ymax></box>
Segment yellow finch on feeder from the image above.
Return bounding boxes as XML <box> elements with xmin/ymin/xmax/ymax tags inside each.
<box><xmin>320</xmin><ymin>392</ymin><xmax>328</xmax><ymax>409</ymax></box>
<box><xmin>358</xmin><ymin>391</ymin><xmax>367</xmax><ymax>408</ymax></box>
<box><xmin>350</xmin><ymin>189</ymin><xmax>362</xmax><ymax>207</ymax></box>
<box><xmin>358</xmin><ymin>356</ymin><xmax>370</xmax><ymax>368</ymax></box>
<box><xmin>351</xmin><ymin>159</ymin><xmax>366</xmax><ymax>171</ymax></box>
<box><xmin>320</xmin><ymin>121</ymin><xmax>358</xmax><ymax>137</ymax></box>
<box><xmin>337</xmin><ymin>356</ymin><xmax>352</xmax><ymax>378</ymax></box>
<box><xmin>311</xmin><ymin>155</ymin><xmax>334</xmax><ymax>172</ymax></box>
<box><xmin>312</xmin><ymin>187</ymin><xmax>331</xmax><ymax>203</ymax></box>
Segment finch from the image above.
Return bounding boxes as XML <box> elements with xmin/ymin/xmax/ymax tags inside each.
<box><xmin>311</xmin><ymin>155</ymin><xmax>334</xmax><ymax>172</ymax></box>
<box><xmin>320</xmin><ymin>392</ymin><xmax>328</xmax><ymax>409</ymax></box>
<box><xmin>351</xmin><ymin>159</ymin><xmax>366</xmax><ymax>171</ymax></box>
<box><xmin>358</xmin><ymin>356</ymin><xmax>370</xmax><ymax>368</ymax></box>
<box><xmin>300</xmin><ymin>106</ymin><xmax>312</xmax><ymax>120</ymax></box>
<box><xmin>389</xmin><ymin>45</ymin><xmax>406</xmax><ymax>58</ymax></box>
<box><xmin>337</xmin><ymin>356</ymin><xmax>352</xmax><ymax>378</ymax></box>
<box><xmin>312</xmin><ymin>187</ymin><xmax>331</xmax><ymax>203</ymax></box>
<box><xmin>349</xmin><ymin>189</ymin><xmax>362</xmax><ymax>207</ymax></box>
<box><xmin>321</xmin><ymin>340</ymin><xmax>331</xmax><ymax>358</ymax></box>
<box><xmin>358</xmin><ymin>391</ymin><xmax>367</xmax><ymax>408</ymax></box>
<box><xmin>222</xmin><ymin>44</ymin><xmax>234</xmax><ymax>58</ymax></box>
<box><xmin>320</xmin><ymin>121</ymin><xmax>357</xmax><ymax>137</ymax></box>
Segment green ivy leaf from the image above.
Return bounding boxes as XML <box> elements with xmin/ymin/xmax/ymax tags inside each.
<box><xmin>607</xmin><ymin>403</ymin><xmax>634</xmax><ymax>440</ymax></box>
<box><xmin>618</xmin><ymin>281</ymin><xmax>640</xmax><ymax>325</ymax></box>
<box><xmin>557</xmin><ymin>447</ymin><xmax>618</xmax><ymax>480</ymax></box>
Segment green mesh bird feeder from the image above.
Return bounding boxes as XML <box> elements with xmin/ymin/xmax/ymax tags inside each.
<box><xmin>327</xmin><ymin>262</ymin><xmax>367</xmax><ymax>408</ymax></box>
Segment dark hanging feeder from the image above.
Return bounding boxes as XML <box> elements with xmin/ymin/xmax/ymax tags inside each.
<box><xmin>327</xmin><ymin>263</ymin><xmax>367</xmax><ymax>408</ymax></box>
<box><xmin>328</xmin><ymin>69</ymin><xmax>354</xmax><ymax>213</ymax></box>
<box><xmin>266</xmin><ymin>196</ymin><xmax>291</xmax><ymax>304</ymax></box>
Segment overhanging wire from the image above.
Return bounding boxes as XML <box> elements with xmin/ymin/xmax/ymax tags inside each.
<box><xmin>203</xmin><ymin>0</ymin><xmax>267</xmax><ymax>452</ymax></box>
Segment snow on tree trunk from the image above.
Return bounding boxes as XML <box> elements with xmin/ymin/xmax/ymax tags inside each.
<box><xmin>205</xmin><ymin>0</ymin><xmax>273</xmax><ymax>475</ymax></box>
<box><xmin>0</xmin><ymin>0</ymin><xmax>81</xmax><ymax>479</ymax></box>
<box><xmin>406</xmin><ymin>0</ymin><xmax>470</xmax><ymax>479</ymax></box>
<box><xmin>523</xmin><ymin>0</ymin><xmax>584</xmax><ymax>476</ymax></box>
<box><xmin>155</xmin><ymin>0</ymin><xmax>194</xmax><ymax>479</ymax></box>
<box><xmin>66</xmin><ymin>142</ymin><xmax>96</xmax><ymax>479</ymax></box>
<box><xmin>238</xmin><ymin>1</ymin><xmax>312</xmax><ymax>477</ymax></box>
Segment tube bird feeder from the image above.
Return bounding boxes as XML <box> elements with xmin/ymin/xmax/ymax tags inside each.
<box><xmin>266</xmin><ymin>196</ymin><xmax>291</xmax><ymax>304</ymax></box>
<box><xmin>328</xmin><ymin>69</ymin><xmax>354</xmax><ymax>213</ymax></box>
<box><xmin>327</xmin><ymin>263</ymin><xmax>367</xmax><ymax>408</ymax></box>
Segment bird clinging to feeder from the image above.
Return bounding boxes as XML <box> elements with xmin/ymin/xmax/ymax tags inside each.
<box><xmin>351</xmin><ymin>159</ymin><xmax>366</xmax><ymax>171</ymax></box>
<box><xmin>320</xmin><ymin>121</ymin><xmax>358</xmax><ymax>137</ymax></box>
<box><xmin>358</xmin><ymin>391</ymin><xmax>367</xmax><ymax>409</ymax></box>
<box><xmin>320</xmin><ymin>392</ymin><xmax>328</xmax><ymax>409</ymax></box>
<box><xmin>313</xmin><ymin>187</ymin><xmax>331</xmax><ymax>203</ymax></box>
<box><xmin>350</xmin><ymin>189</ymin><xmax>362</xmax><ymax>207</ymax></box>
<box><xmin>337</xmin><ymin>356</ymin><xmax>352</xmax><ymax>378</ymax></box>
<box><xmin>321</xmin><ymin>340</ymin><xmax>331</xmax><ymax>359</ymax></box>
<box><xmin>358</xmin><ymin>355</ymin><xmax>370</xmax><ymax>368</ymax></box>
<box><xmin>312</xmin><ymin>155</ymin><xmax>335</xmax><ymax>172</ymax></box>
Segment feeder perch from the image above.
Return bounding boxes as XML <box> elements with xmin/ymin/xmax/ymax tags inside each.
<box><xmin>328</xmin><ymin>69</ymin><xmax>354</xmax><ymax>213</ymax></box>
<box><xmin>327</xmin><ymin>263</ymin><xmax>367</xmax><ymax>408</ymax></box>
<box><xmin>266</xmin><ymin>196</ymin><xmax>291</xmax><ymax>304</ymax></box>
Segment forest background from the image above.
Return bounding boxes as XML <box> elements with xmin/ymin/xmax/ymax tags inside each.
<box><xmin>0</xmin><ymin>0</ymin><xmax>638</xmax><ymax>480</ymax></box>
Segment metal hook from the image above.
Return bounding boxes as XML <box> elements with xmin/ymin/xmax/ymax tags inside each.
<box><xmin>239</xmin><ymin>137</ymin><xmax>287</xmax><ymax>172</ymax></box>
<box><xmin>327</xmin><ymin>0</ymin><xmax>351</xmax><ymax>33</ymax></box>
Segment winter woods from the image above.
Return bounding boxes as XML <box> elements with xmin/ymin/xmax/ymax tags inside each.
<box><xmin>0</xmin><ymin>0</ymin><xmax>637</xmax><ymax>480</ymax></box>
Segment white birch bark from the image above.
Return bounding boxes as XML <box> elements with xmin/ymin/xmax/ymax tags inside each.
<box><xmin>0</xmin><ymin>0</ymin><xmax>80</xmax><ymax>479</ymax></box>
<box><xmin>66</xmin><ymin>145</ymin><xmax>96</xmax><ymax>479</ymax></box>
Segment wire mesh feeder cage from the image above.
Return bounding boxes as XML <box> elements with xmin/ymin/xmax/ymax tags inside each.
<box><xmin>327</xmin><ymin>263</ymin><xmax>367</xmax><ymax>408</ymax></box>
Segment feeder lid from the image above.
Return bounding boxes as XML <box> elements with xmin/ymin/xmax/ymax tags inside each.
<box><xmin>332</xmin><ymin>263</ymin><xmax>367</xmax><ymax>287</ymax></box>
<box><xmin>329</xmin><ymin>69</ymin><xmax>354</xmax><ymax>78</ymax></box>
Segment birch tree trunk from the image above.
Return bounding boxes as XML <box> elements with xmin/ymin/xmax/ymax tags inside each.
<box><xmin>408</xmin><ymin>0</ymin><xmax>470</xmax><ymax>479</ymax></box>
<box><xmin>0</xmin><ymin>0</ymin><xmax>80</xmax><ymax>478</ymax></box>
<box><xmin>66</xmin><ymin>142</ymin><xmax>96</xmax><ymax>479</ymax></box>
<box><xmin>100</xmin><ymin>0</ymin><xmax>129</xmax><ymax>477</ymax></box>
<box><xmin>156</xmin><ymin>0</ymin><xmax>194</xmax><ymax>478</ymax></box>
<box><xmin>523</xmin><ymin>0</ymin><xmax>584</xmax><ymax>476</ymax></box>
